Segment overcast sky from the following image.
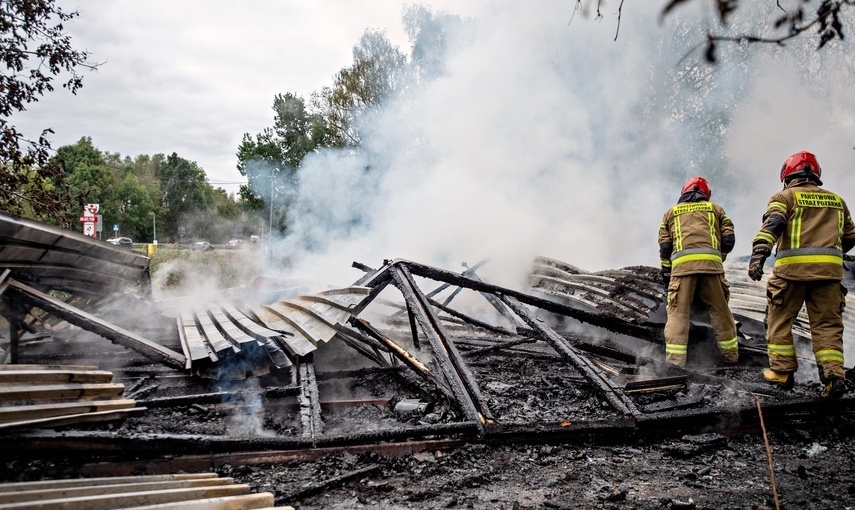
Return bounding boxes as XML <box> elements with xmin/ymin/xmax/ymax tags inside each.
<box><xmin>13</xmin><ymin>1</ymin><xmax>481</xmax><ymax>195</ymax></box>
<box><xmin>11</xmin><ymin>2</ymin><xmax>855</xmax><ymax>286</ymax></box>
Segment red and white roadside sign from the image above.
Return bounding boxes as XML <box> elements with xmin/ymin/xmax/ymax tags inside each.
<box><xmin>82</xmin><ymin>204</ymin><xmax>99</xmax><ymax>237</ymax></box>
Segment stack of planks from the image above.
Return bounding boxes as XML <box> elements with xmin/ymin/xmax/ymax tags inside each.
<box><xmin>0</xmin><ymin>473</ymin><xmax>289</xmax><ymax>509</ymax></box>
<box><xmin>177</xmin><ymin>287</ymin><xmax>371</xmax><ymax>380</ymax></box>
<box><xmin>0</xmin><ymin>364</ymin><xmax>144</xmax><ymax>431</ymax></box>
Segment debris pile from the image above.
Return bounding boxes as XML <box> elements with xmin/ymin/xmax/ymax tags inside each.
<box><xmin>2</xmin><ymin>212</ymin><xmax>855</xmax><ymax>508</ymax></box>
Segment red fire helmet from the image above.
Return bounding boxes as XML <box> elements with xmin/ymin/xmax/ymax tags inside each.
<box><xmin>681</xmin><ymin>176</ymin><xmax>711</xmax><ymax>200</ymax></box>
<box><xmin>780</xmin><ymin>151</ymin><xmax>821</xmax><ymax>183</ymax></box>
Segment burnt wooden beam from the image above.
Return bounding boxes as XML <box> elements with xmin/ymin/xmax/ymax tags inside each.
<box><xmin>462</xmin><ymin>337</ymin><xmax>539</xmax><ymax>358</ymax></box>
<box><xmin>333</xmin><ymin>324</ymin><xmax>390</xmax><ymax>354</ymax></box>
<box><xmin>398</xmin><ymin>259</ymin><xmax>661</xmax><ymax>341</ymax></box>
<box><xmin>392</xmin><ymin>264</ymin><xmax>493</xmax><ymax>432</ymax></box>
<box><xmin>283</xmin><ymin>464</ymin><xmax>381</xmax><ymax>502</ymax></box>
<box><xmin>349</xmin><ymin>318</ymin><xmax>457</xmax><ymax>402</ymax></box>
<box><xmin>298</xmin><ymin>357</ymin><xmax>322</xmax><ymax>440</ymax></box>
<box><xmin>405</xmin><ymin>303</ymin><xmax>421</xmax><ymax>350</ymax></box>
<box><xmin>499</xmin><ymin>294</ymin><xmax>642</xmax><ymax>419</ymax></box>
<box><xmin>5</xmin><ymin>278</ymin><xmax>185</xmax><ymax>369</ymax></box>
<box><xmin>350</xmin><ymin>275</ymin><xmax>393</xmax><ymax>317</ymax></box>
<box><xmin>140</xmin><ymin>386</ymin><xmax>300</xmax><ymax>408</ymax></box>
<box><xmin>74</xmin><ymin>439</ymin><xmax>465</xmax><ymax>477</ymax></box>
<box><xmin>7</xmin><ymin>422</ymin><xmax>480</xmax><ymax>455</ymax></box>
<box><xmin>426</xmin><ymin>294</ymin><xmax>515</xmax><ymax>336</ymax></box>
<box><xmin>333</xmin><ymin>327</ymin><xmax>390</xmax><ymax>367</ymax></box>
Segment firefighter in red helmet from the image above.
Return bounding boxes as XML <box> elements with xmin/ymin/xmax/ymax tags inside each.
<box><xmin>749</xmin><ymin>151</ymin><xmax>855</xmax><ymax>398</ymax></box>
<box><xmin>658</xmin><ymin>176</ymin><xmax>738</xmax><ymax>367</ymax></box>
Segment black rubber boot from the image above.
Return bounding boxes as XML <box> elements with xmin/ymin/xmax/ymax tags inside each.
<box><xmin>821</xmin><ymin>378</ymin><xmax>846</xmax><ymax>400</ymax></box>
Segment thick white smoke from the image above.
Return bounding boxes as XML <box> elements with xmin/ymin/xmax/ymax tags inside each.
<box><xmin>274</xmin><ymin>1</ymin><xmax>855</xmax><ymax>292</ymax></box>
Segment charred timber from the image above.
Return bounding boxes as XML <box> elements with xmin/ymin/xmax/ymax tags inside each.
<box><xmin>298</xmin><ymin>358</ymin><xmax>323</xmax><ymax>439</ymax></box>
<box><xmin>5</xmin><ymin>279</ymin><xmax>185</xmax><ymax>368</ymax></box>
<box><xmin>5</xmin><ymin>421</ymin><xmax>480</xmax><ymax>455</ymax></box>
<box><xmin>391</xmin><ymin>265</ymin><xmax>493</xmax><ymax>431</ymax></box>
<box><xmin>140</xmin><ymin>386</ymin><xmax>301</xmax><ymax>408</ymax></box>
<box><xmin>75</xmin><ymin>439</ymin><xmax>466</xmax><ymax>478</ymax></box>
<box><xmin>283</xmin><ymin>464</ymin><xmax>382</xmax><ymax>502</ymax></box>
<box><xmin>349</xmin><ymin>318</ymin><xmax>457</xmax><ymax>402</ymax></box>
<box><xmin>426</xmin><ymin>295</ymin><xmax>516</xmax><ymax>336</ymax></box>
<box><xmin>462</xmin><ymin>337</ymin><xmax>539</xmax><ymax>358</ymax></box>
<box><xmin>333</xmin><ymin>327</ymin><xmax>390</xmax><ymax>367</ymax></box>
<box><xmin>499</xmin><ymin>294</ymin><xmax>643</xmax><ymax>420</ymax></box>
<box><xmin>635</xmin><ymin>395</ymin><xmax>855</xmax><ymax>432</ymax></box>
<box><xmin>398</xmin><ymin>264</ymin><xmax>494</xmax><ymax>423</ymax></box>
<box><xmin>398</xmin><ymin>259</ymin><xmax>661</xmax><ymax>341</ymax></box>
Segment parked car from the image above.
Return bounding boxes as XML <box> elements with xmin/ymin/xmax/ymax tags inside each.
<box><xmin>192</xmin><ymin>241</ymin><xmax>213</xmax><ymax>252</ymax></box>
<box><xmin>226</xmin><ymin>239</ymin><xmax>243</xmax><ymax>249</ymax></box>
<box><xmin>106</xmin><ymin>237</ymin><xmax>133</xmax><ymax>249</ymax></box>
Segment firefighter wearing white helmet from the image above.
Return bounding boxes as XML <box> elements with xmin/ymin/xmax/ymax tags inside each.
<box><xmin>749</xmin><ymin>151</ymin><xmax>855</xmax><ymax>398</ymax></box>
<box><xmin>658</xmin><ymin>176</ymin><xmax>738</xmax><ymax>368</ymax></box>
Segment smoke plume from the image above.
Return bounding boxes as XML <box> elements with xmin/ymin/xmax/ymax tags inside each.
<box><xmin>270</xmin><ymin>1</ymin><xmax>855</xmax><ymax>293</ymax></box>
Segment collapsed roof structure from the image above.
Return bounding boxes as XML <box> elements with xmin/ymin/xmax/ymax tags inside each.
<box><xmin>1</xmin><ymin>211</ymin><xmax>854</xmax><ymax>461</ymax></box>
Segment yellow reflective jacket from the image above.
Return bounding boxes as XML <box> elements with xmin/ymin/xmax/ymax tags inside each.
<box><xmin>753</xmin><ymin>180</ymin><xmax>855</xmax><ymax>280</ymax></box>
<box><xmin>658</xmin><ymin>199</ymin><xmax>735</xmax><ymax>276</ymax></box>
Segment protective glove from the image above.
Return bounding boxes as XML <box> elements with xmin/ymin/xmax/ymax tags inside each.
<box><xmin>660</xmin><ymin>268</ymin><xmax>671</xmax><ymax>288</ymax></box>
<box><xmin>748</xmin><ymin>246</ymin><xmax>771</xmax><ymax>281</ymax></box>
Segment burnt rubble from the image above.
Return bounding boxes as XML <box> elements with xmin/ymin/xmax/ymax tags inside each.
<box><xmin>2</xmin><ymin>212</ymin><xmax>855</xmax><ymax>508</ymax></box>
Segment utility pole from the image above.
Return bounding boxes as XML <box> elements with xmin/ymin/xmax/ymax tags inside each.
<box><xmin>269</xmin><ymin>171</ymin><xmax>275</xmax><ymax>262</ymax></box>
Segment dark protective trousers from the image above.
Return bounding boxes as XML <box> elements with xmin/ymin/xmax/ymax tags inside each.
<box><xmin>765</xmin><ymin>274</ymin><xmax>846</xmax><ymax>380</ymax></box>
<box><xmin>664</xmin><ymin>273</ymin><xmax>739</xmax><ymax>367</ymax></box>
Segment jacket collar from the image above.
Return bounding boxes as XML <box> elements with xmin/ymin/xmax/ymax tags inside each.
<box><xmin>677</xmin><ymin>191</ymin><xmax>709</xmax><ymax>203</ymax></box>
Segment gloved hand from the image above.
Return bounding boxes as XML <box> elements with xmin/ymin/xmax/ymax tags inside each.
<box><xmin>660</xmin><ymin>269</ymin><xmax>671</xmax><ymax>288</ymax></box>
<box><xmin>748</xmin><ymin>246</ymin><xmax>771</xmax><ymax>281</ymax></box>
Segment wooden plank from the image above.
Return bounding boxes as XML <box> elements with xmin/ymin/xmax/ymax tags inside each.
<box><xmin>216</xmin><ymin>303</ymin><xmax>291</xmax><ymax>369</ymax></box>
<box><xmin>0</xmin><ymin>269</ymin><xmax>10</xmax><ymax>297</ymax></box>
<box><xmin>0</xmin><ymin>408</ymin><xmax>146</xmax><ymax>431</ymax></box>
<box><xmin>267</xmin><ymin>301</ymin><xmax>338</xmax><ymax>341</ymax></box>
<box><xmin>207</xmin><ymin>305</ymin><xmax>256</xmax><ymax>347</ymax></box>
<box><xmin>175</xmin><ymin>318</ymin><xmax>192</xmax><ymax>370</ymax></box>
<box><xmin>0</xmin><ymin>365</ymin><xmax>98</xmax><ymax>372</ymax></box>
<box><xmin>0</xmin><ymin>383</ymin><xmax>125</xmax><ymax>403</ymax></box>
<box><xmin>5</xmin><ymin>280</ymin><xmax>185</xmax><ymax>368</ymax></box>
<box><xmin>121</xmin><ymin>493</ymin><xmax>275</xmax><ymax>510</ymax></box>
<box><xmin>0</xmin><ymin>475</ymin><xmax>218</xmax><ymax>493</ymax></box>
<box><xmin>0</xmin><ymin>399</ymin><xmax>135</xmax><ymax>424</ymax></box>
<box><xmin>178</xmin><ymin>312</ymin><xmax>216</xmax><ymax>363</ymax></box>
<box><xmin>0</xmin><ymin>485</ymin><xmax>251</xmax><ymax>509</ymax></box>
<box><xmin>251</xmin><ymin>308</ymin><xmax>315</xmax><ymax>357</ymax></box>
<box><xmin>262</xmin><ymin>304</ymin><xmax>330</xmax><ymax>344</ymax></box>
<box><xmin>0</xmin><ymin>370</ymin><xmax>114</xmax><ymax>385</ymax></box>
<box><xmin>193</xmin><ymin>307</ymin><xmax>236</xmax><ymax>355</ymax></box>
<box><xmin>0</xmin><ymin>479</ymin><xmax>235</xmax><ymax>504</ymax></box>
<box><xmin>218</xmin><ymin>302</ymin><xmax>281</xmax><ymax>341</ymax></box>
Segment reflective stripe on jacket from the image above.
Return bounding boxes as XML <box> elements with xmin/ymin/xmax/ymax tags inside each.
<box><xmin>752</xmin><ymin>181</ymin><xmax>855</xmax><ymax>280</ymax></box>
<box><xmin>658</xmin><ymin>200</ymin><xmax>734</xmax><ymax>276</ymax></box>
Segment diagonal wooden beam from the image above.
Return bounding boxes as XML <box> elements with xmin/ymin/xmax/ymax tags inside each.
<box><xmin>5</xmin><ymin>278</ymin><xmax>185</xmax><ymax>368</ymax></box>
<box><xmin>390</xmin><ymin>264</ymin><xmax>492</xmax><ymax>433</ymax></box>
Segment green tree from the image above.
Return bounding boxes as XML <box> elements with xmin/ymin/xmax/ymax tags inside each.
<box><xmin>55</xmin><ymin>137</ymin><xmax>120</xmax><ymax>233</ymax></box>
<box><xmin>0</xmin><ymin>0</ymin><xmax>98</xmax><ymax>222</ymax></box>
<box><xmin>117</xmin><ymin>173</ymin><xmax>154</xmax><ymax>241</ymax></box>
<box><xmin>157</xmin><ymin>152</ymin><xmax>214</xmax><ymax>242</ymax></box>
<box><xmin>237</xmin><ymin>93</ymin><xmax>332</xmax><ymax>235</ymax></box>
<box><xmin>236</xmin><ymin>127</ymin><xmax>281</xmax><ymax>213</ymax></box>
<box><xmin>312</xmin><ymin>30</ymin><xmax>409</xmax><ymax>146</ymax></box>
<box><xmin>272</xmin><ymin>92</ymin><xmax>331</xmax><ymax>169</ymax></box>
